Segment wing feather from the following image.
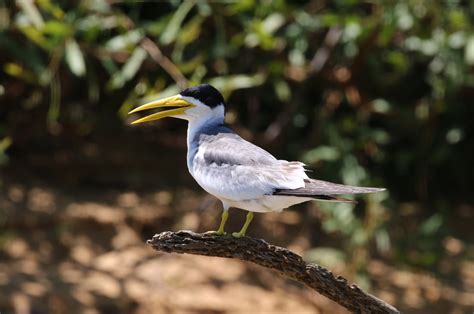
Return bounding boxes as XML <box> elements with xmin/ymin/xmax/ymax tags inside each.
<box><xmin>191</xmin><ymin>133</ymin><xmax>308</xmax><ymax>201</ymax></box>
<box><xmin>190</xmin><ymin>131</ymin><xmax>385</xmax><ymax>203</ymax></box>
<box><xmin>274</xmin><ymin>178</ymin><xmax>385</xmax><ymax>198</ymax></box>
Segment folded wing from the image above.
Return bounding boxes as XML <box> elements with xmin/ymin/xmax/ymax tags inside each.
<box><xmin>274</xmin><ymin>178</ymin><xmax>385</xmax><ymax>202</ymax></box>
<box><xmin>192</xmin><ymin>131</ymin><xmax>385</xmax><ymax>203</ymax></box>
<box><xmin>192</xmin><ymin>133</ymin><xmax>308</xmax><ymax>201</ymax></box>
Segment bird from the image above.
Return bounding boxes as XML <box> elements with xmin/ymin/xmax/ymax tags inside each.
<box><xmin>129</xmin><ymin>84</ymin><xmax>385</xmax><ymax>238</ymax></box>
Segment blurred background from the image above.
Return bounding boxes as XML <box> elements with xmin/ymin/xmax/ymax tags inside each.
<box><xmin>1</xmin><ymin>1</ymin><xmax>473</xmax><ymax>313</ymax></box>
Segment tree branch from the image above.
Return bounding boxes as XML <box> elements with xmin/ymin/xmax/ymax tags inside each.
<box><xmin>147</xmin><ymin>230</ymin><xmax>399</xmax><ymax>314</ymax></box>
<box><xmin>140</xmin><ymin>37</ymin><xmax>189</xmax><ymax>89</ymax></box>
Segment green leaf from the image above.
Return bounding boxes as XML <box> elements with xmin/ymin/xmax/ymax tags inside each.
<box><xmin>3</xmin><ymin>63</ymin><xmax>37</xmax><ymax>84</ymax></box>
<box><xmin>42</xmin><ymin>21</ymin><xmax>73</xmax><ymax>39</ymax></box>
<box><xmin>208</xmin><ymin>74</ymin><xmax>266</xmax><ymax>96</ymax></box>
<box><xmin>420</xmin><ymin>214</ymin><xmax>443</xmax><ymax>235</ymax></box>
<box><xmin>109</xmin><ymin>47</ymin><xmax>147</xmax><ymax>89</ymax></box>
<box><xmin>122</xmin><ymin>48</ymin><xmax>147</xmax><ymax>82</ymax></box>
<box><xmin>105</xmin><ymin>30</ymin><xmax>144</xmax><ymax>52</ymax></box>
<box><xmin>18</xmin><ymin>26</ymin><xmax>54</xmax><ymax>51</ymax></box>
<box><xmin>274</xmin><ymin>80</ymin><xmax>291</xmax><ymax>102</ymax></box>
<box><xmin>176</xmin><ymin>15</ymin><xmax>204</xmax><ymax>45</ymax></box>
<box><xmin>0</xmin><ymin>137</ymin><xmax>12</xmax><ymax>151</ymax></box>
<box><xmin>375</xmin><ymin>230</ymin><xmax>391</xmax><ymax>253</ymax></box>
<box><xmin>65</xmin><ymin>39</ymin><xmax>86</xmax><ymax>77</ymax></box>
<box><xmin>372</xmin><ymin>99</ymin><xmax>391</xmax><ymax>113</ymax></box>
<box><xmin>341</xmin><ymin>155</ymin><xmax>367</xmax><ymax>186</ymax></box>
<box><xmin>160</xmin><ymin>1</ymin><xmax>195</xmax><ymax>45</ymax></box>
<box><xmin>17</xmin><ymin>0</ymin><xmax>44</xmax><ymax>28</ymax></box>
<box><xmin>262</xmin><ymin>13</ymin><xmax>284</xmax><ymax>34</ymax></box>
<box><xmin>302</xmin><ymin>146</ymin><xmax>341</xmax><ymax>164</ymax></box>
<box><xmin>464</xmin><ymin>35</ymin><xmax>474</xmax><ymax>65</ymax></box>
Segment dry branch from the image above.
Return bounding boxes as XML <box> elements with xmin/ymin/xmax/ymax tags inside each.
<box><xmin>147</xmin><ymin>230</ymin><xmax>399</xmax><ymax>314</ymax></box>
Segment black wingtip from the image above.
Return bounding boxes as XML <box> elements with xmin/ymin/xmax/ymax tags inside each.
<box><xmin>314</xmin><ymin>195</ymin><xmax>357</xmax><ymax>203</ymax></box>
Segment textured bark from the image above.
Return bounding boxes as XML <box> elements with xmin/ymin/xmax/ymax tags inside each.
<box><xmin>147</xmin><ymin>230</ymin><xmax>399</xmax><ymax>314</ymax></box>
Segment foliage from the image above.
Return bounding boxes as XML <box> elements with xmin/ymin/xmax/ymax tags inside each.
<box><xmin>1</xmin><ymin>0</ymin><xmax>473</xmax><ymax>273</ymax></box>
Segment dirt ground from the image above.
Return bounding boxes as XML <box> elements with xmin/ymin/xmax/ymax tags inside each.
<box><xmin>0</xmin><ymin>182</ymin><xmax>473</xmax><ymax>313</ymax></box>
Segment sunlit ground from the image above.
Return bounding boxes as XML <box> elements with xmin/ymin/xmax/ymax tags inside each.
<box><xmin>1</xmin><ymin>181</ymin><xmax>472</xmax><ymax>313</ymax></box>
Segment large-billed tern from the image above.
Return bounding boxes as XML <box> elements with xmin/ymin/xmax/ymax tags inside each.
<box><xmin>129</xmin><ymin>84</ymin><xmax>385</xmax><ymax>238</ymax></box>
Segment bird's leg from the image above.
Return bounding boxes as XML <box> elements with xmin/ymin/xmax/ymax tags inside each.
<box><xmin>215</xmin><ymin>208</ymin><xmax>229</xmax><ymax>235</ymax></box>
<box><xmin>232</xmin><ymin>212</ymin><xmax>254</xmax><ymax>238</ymax></box>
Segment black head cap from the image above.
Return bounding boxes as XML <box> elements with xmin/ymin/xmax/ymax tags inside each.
<box><xmin>180</xmin><ymin>84</ymin><xmax>225</xmax><ymax>108</ymax></box>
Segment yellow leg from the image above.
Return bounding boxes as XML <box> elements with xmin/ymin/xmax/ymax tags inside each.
<box><xmin>215</xmin><ymin>209</ymin><xmax>229</xmax><ymax>235</ymax></box>
<box><xmin>232</xmin><ymin>212</ymin><xmax>254</xmax><ymax>238</ymax></box>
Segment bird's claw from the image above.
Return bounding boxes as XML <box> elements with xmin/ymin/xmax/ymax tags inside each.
<box><xmin>232</xmin><ymin>231</ymin><xmax>244</xmax><ymax>238</ymax></box>
<box><xmin>214</xmin><ymin>230</ymin><xmax>227</xmax><ymax>236</ymax></box>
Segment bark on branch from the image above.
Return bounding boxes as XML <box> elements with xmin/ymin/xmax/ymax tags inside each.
<box><xmin>147</xmin><ymin>230</ymin><xmax>399</xmax><ymax>314</ymax></box>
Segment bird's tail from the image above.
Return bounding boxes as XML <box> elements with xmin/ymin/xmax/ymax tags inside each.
<box><xmin>273</xmin><ymin>179</ymin><xmax>385</xmax><ymax>203</ymax></box>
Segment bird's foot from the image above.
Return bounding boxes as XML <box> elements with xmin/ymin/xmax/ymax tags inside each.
<box><xmin>232</xmin><ymin>212</ymin><xmax>254</xmax><ymax>238</ymax></box>
<box><xmin>213</xmin><ymin>210</ymin><xmax>229</xmax><ymax>236</ymax></box>
<box><xmin>231</xmin><ymin>231</ymin><xmax>245</xmax><ymax>238</ymax></box>
<box><xmin>213</xmin><ymin>229</ymin><xmax>227</xmax><ymax>236</ymax></box>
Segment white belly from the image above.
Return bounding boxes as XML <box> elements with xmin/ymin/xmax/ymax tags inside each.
<box><xmin>220</xmin><ymin>195</ymin><xmax>313</xmax><ymax>213</ymax></box>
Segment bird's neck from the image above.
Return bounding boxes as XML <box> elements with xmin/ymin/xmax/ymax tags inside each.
<box><xmin>186</xmin><ymin>109</ymin><xmax>226</xmax><ymax>174</ymax></box>
<box><xmin>187</xmin><ymin>114</ymin><xmax>224</xmax><ymax>147</ymax></box>
<box><xmin>187</xmin><ymin>105</ymin><xmax>225</xmax><ymax>174</ymax></box>
<box><xmin>186</xmin><ymin>105</ymin><xmax>225</xmax><ymax>145</ymax></box>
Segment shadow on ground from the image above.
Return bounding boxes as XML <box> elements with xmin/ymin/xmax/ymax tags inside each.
<box><xmin>1</xmin><ymin>180</ymin><xmax>473</xmax><ymax>313</ymax></box>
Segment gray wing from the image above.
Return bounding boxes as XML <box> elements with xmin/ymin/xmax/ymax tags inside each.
<box><xmin>199</xmin><ymin>133</ymin><xmax>278</xmax><ymax>167</ymax></box>
<box><xmin>274</xmin><ymin>178</ymin><xmax>385</xmax><ymax>200</ymax></box>
<box><xmin>191</xmin><ymin>131</ymin><xmax>385</xmax><ymax>203</ymax></box>
<box><xmin>191</xmin><ymin>133</ymin><xmax>308</xmax><ymax>201</ymax></box>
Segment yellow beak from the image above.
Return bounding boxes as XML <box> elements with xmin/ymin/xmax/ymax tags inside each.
<box><xmin>129</xmin><ymin>95</ymin><xmax>194</xmax><ymax>124</ymax></box>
